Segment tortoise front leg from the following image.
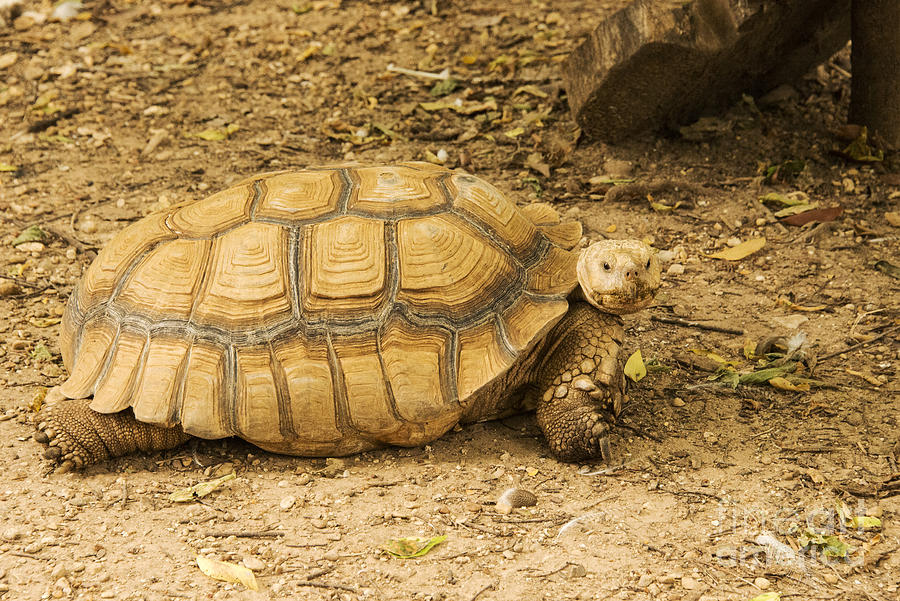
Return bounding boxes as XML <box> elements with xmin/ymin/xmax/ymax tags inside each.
<box><xmin>534</xmin><ymin>303</ymin><xmax>626</xmax><ymax>461</ymax></box>
<box><xmin>35</xmin><ymin>395</ymin><xmax>190</xmax><ymax>472</ymax></box>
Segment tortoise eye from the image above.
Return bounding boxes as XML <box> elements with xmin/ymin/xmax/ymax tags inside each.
<box><xmin>603</xmin><ymin>262</ymin><xmax>611</xmax><ymax>271</ymax></box>
<box><xmin>646</xmin><ymin>259</ymin><xmax>651</xmax><ymax>269</ymax></box>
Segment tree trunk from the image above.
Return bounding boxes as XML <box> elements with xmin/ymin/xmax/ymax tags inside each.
<box><xmin>849</xmin><ymin>0</ymin><xmax>900</xmax><ymax>149</ymax></box>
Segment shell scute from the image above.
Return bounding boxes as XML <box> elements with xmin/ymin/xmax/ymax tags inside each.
<box><xmin>166</xmin><ymin>181</ymin><xmax>254</xmax><ymax>237</ymax></box>
<box><xmin>333</xmin><ymin>334</ymin><xmax>397</xmax><ymax>437</ymax></box>
<box><xmin>131</xmin><ymin>334</ymin><xmax>190</xmax><ymax>427</ymax></box>
<box><xmin>347</xmin><ymin>165</ymin><xmax>447</xmax><ymax>216</ymax></box>
<box><xmin>501</xmin><ymin>295</ymin><xmax>569</xmax><ymax>352</ymax></box>
<box><xmin>448</xmin><ymin>173</ymin><xmax>541</xmax><ymax>258</ymax></box>
<box><xmin>397</xmin><ymin>214</ymin><xmax>518</xmax><ymax>318</ymax></box>
<box><xmin>192</xmin><ymin>222</ymin><xmax>292</xmax><ymax>328</ymax></box>
<box><xmin>90</xmin><ymin>329</ymin><xmax>147</xmax><ymax>414</ymax></box>
<box><xmin>233</xmin><ymin>346</ymin><xmax>288</xmax><ymax>443</ymax></box>
<box><xmin>272</xmin><ymin>337</ymin><xmax>342</xmax><ymax>443</ymax></box>
<box><xmin>180</xmin><ymin>342</ymin><xmax>230</xmax><ymax>439</ymax></box>
<box><xmin>77</xmin><ymin>212</ymin><xmax>175</xmax><ymax>310</ymax></box>
<box><xmin>379</xmin><ymin>317</ymin><xmax>456</xmax><ymax>423</ymax></box>
<box><xmin>59</xmin><ymin>316</ymin><xmax>117</xmax><ymax>399</ymax></box>
<box><xmin>456</xmin><ymin>320</ymin><xmax>517</xmax><ymax>402</ymax></box>
<box><xmin>116</xmin><ymin>238</ymin><xmax>211</xmax><ymax>320</ymax></box>
<box><xmin>255</xmin><ymin>170</ymin><xmax>343</xmax><ymax>223</ymax></box>
<box><xmin>303</xmin><ymin>216</ymin><xmax>386</xmax><ymax>317</ymax></box>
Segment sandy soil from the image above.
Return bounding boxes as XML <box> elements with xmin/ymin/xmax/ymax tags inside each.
<box><xmin>0</xmin><ymin>1</ymin><xmax>898</xmax><ymax>600</ymax></box>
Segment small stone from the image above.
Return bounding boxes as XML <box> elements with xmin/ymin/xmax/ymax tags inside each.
<box><xmin>681</xmin><ymin>576</ymin><xmax>699</xmax><ymax>590</ymax></box>
<box><xmin>242</xmin><ymin>556</ymin><xmax>265</xmax><ymax>572</ymax></box>
<box><xmin>603</xmin><ymin>159</ymin><xmax>633</xmax><ymax>178</ymax></box>
<box><xmin>726</xmin><ymin>237</ymin><xmax>742</xmax><ymax>247</ymax></box>
<box><xmin>823</xmin><ymin>573</ymin><xmax>838</xmax><ymax>584</ymax></box>
<box><xmin>78</xmin><ymin>219</ymin><xmax>97</xmax><ymax>234</ymax></box>
<box><xmin>1</xmin><ymin>527</ymin><xmax>24</xmax><ymax>541</ymax></box>
<box><xmin>637</xmin><ymin>574</ymin><xmax>654</xmax><ymax>588</ymax></box>
<box><xmin>0</xmin><ymin>52</ymin><xmax>17</xmax><ymax>70</ymax></box>
<box><xmin>502</xmin><ymin>550</ymin><xmax>515</xmax><ymax>560</ymax></box>
<box><xmin>277</xmin><ymin>480</ymin><xmax>289</xmax><ymax>488</ymax></box>
<box><xmin>210</xmin><ymin>462</ymin><xmax>234</xmax><ymax>478</ymax></box>
<box><xmin>568</xmin><ymin>563</ymin><xmax>587</xmax><ymax>578</ymax></box>
<box><xmin>323</xmin><ymin>549</ymin><xmax>340</xmax><ymax>562</ymax></box>
<box><xmin>322</xmin><ymin>457</ymin><xmax>346</xmax><ymax>477</ymax></box>
<box><xmin>464</xmin><ymin>502</ymin><xmax>481</xmax><ymax>513</ymax></box>
<box><xmin>16</xmin><ymin>241</ymin><xmax>44</xmax><ymax>253</ymax></box>
<box><xmin>657</xmin><ymin>249</ymin><xmax>676</xmax><ymax>262</ymax></box>
<box><xmin>671</xmin><ymin>397</ymin><xmax>686</xmax><ymax>407</ymax></box>
<box><xmin>65</xmin><ymin>247</ymin><xmax>77</xmax><ymax>260</ymax></box>
<box><xmin>0</xmin><ymin>281</ymin><xmax>20</xmax><ymax>297</ymax></box>
<box><xmin>666</xmin><ymin>263</ymin><xmax>685</xmax><ymax>276</ymax></box>
<box><xmin>279</xmin><ymin>496</ymin><xmax>296</xmax><ymax>511</ymax></box>
<box><xmin>296</xmin><ymin>472</ymin><xmax>311</xmax><ymax>485</ymax></box>
<box><xmin>310</xmin><ymin>518</ymin><xmax>327</xmax><ymax>529</ymax></box>
<box><xmin>754</xmin><ymin>577</ymin><xmax>771</xmax><ymax>590</ymax></box>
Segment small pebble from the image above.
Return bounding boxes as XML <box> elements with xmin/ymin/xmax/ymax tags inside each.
<box><xmin>0</xmin><ymin>281</ymin><xmax>20</xmax><ymax>297</ymax></box>
<box><xmin>671</xmin><ymin>397</ymin><xmax>686</xmax><ymax>407</ymax></box>
<box><xmin>279</xmin><ymin>496</ymin><xmax>296</xmax><ymax>511</ymax></box>
<box><xmin>17</xmin><ymin>241</ymin><xmax>44</xmax><ymax>253</ymax></box>
<box><xmin>242</xmin><ymin>556</ymin><xmax>265</xmax><ymax>572</ymax></box>
<box><xmin>495</xmin><ymin>488</ymin><xmax>537</xmax><ymax>514</ymax></box>
<box><xmin>568</xmin><ymin>563</ymin><xmax>587</xmax><ymax>578</ymax></box>
<box><xmin>823</xmin><ymin>573</ymin><xmax>839</xmax><ymax>584</ymax></box>
<box><xmin>310</xmin><ymin>518</ymin><xmax>327</xmax><ymax>529</ymax></box>
<box><xmin>78</xmin><ymin>220</ymin><xmax>97</xmax><ymax>234</ymax></box>
<box><xmin>323</xmin><ymin>550</ymin><xmax>340</xmax><ymax>562</ymax></box>
<box><xmin>681</xmin><ymin>576</ymin><xmax>699</xmax><ymax>590</ymax></box>
<box><xmin>65</xmin><ymin>248</ymin><xmax>77</xmax><ymax>260</ymax></box>
<box><xmin>754</xmin><ymin>577</ymin><xmax>771</xmax><ymax>590</ymax></box>
<box><xmin>666</xmin><ymin>263</ymin><xmax>685</xmax><ymax>276</ymax></box>
<box><xmin>637</xmin><ymin>574</ymin><xmax>654</xmax><ymax>588</ymax></box>
<box><xmin>502</xmin><ymin>550</ymin><xmax>515</xmax><ymax>560</ymax></box>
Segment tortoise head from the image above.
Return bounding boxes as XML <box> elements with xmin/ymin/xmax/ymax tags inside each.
<box><xmin>576</xmin><ymin>239</ymin><xmax>661</xmax><ymax>315</ymax></box>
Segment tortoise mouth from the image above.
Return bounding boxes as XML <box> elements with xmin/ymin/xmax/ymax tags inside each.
<box><xmin>591</xmin><ymin>289</ymin><xmax>657</xmax><ymax>314</ymax></box>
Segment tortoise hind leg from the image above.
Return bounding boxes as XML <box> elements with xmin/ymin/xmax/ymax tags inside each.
<box><xmin>533</xmin><ymin>303</ymin><xmax>626</xmax><ymax>461</ymax></box>
<box><xmin>35</xmin><ymin>396</ymin><xmax>190</xmax><ymax>471</ymax></box>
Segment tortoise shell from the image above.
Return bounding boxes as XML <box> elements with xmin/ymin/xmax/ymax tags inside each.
<box><xmin>57</xmin><ymin>163</ymin><xmax>580</xmax><ymax>455</ymax></box>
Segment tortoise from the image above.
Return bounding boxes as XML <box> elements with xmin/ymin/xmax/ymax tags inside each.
<box><xmin>34</xmin><ymin>162</ymin><xmax>660</xmax><ymax>471</ymax></box>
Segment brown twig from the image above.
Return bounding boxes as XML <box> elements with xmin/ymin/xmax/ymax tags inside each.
<box><xmin>467</xmin><ymin>582</ymin><xmax>495</xmax><ymax>601</ymax></box>
<box><xmin>0</xmin><ymin>273</ymin><xmax>47</xmax><ymax>290</ymax></box>
<box><xmin>200</xmin><ymin>530</ymin><xmax>283</xmax><ymax>538</ymax></box>
<box><xmin>294</xmin><ymin>581</ymin><xmax>357</xmax><ymax>593</ymax></box>
<box><xmin>651</xmin><ymin>315</ymin><xmax>744</xmax><ymax>335</ymax></box>
<box><xmin>818</xmin><ymin>325</ymin><xmax>900</xmax><ymax>362</ymax></box>
<box><xmin>42</xmin><ymin>225</ymin><xmax>96</xmax><ymax>253</ymax></box>
<box><xmin>27</xmin><ymin>108</ymin><xmax>80</xmax><ymax>133</ymax></box>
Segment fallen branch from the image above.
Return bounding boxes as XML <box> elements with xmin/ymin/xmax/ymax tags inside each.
<box><xmin>200</xmin><ymin>530</ymin><xmax>283</xmax><ymax>538</ymax></box>
<box><xmin>818</xmin><ymin>325</ymin><xmax>899</xmax><ymax>362</ymax></box>
<box><xmin>651</xmin><ymin>315</ymin><xmax>744</xmax><ymax>335</ymax></box>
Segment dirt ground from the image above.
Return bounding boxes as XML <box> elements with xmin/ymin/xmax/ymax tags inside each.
<box><xmin>0</xmin><ymin>1</ymin><xmax>898</xmax><ymax>600</ymax></box>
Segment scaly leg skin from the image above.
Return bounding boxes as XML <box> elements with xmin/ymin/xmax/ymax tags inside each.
<box><xmin>34</xmin><ymin>398</ymin><xmax>191</xmax><ymax>472</ymax></box>
<box><xmin>534</xmin><ymin>302</ymin><xmax>626</xmax><ymax>462</ymax></box>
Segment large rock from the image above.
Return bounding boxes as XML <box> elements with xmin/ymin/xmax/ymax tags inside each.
<box><xmin>562</xmin><ymin>0</ymin><xmax>850</xmax><ymax>142</ymax></box>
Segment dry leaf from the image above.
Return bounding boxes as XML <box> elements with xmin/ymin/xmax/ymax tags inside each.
<box><xmin>382</xmin><ymin>535</ymin><xmax>446</xmax><ymax>559</ymax></box>
<box><xmin>780</xmin><ymin>206</ymin><xmax>842</xmax><ymax>226</ymax></box>
<box><xmin>768</xmin><ymin>376</ymin><xmax>809</xmax><ymax>392</ymax></box>
<box><xmin>709</xmin><ymin>237</ymin><xmax>766</xmax><ymax>261</ymax></box>
<box><xmin>169</xmin><ymin>473</ymin><xmax>236</xmax><ymax>503</ymax></box>
<box><xmin>624</xmin><ymin>350</ymin><xmax>646</xmax><ymax>382</ymax></box>
<box><xmin>196</xmin><ymin>555</ymin><xmax>258</xmax><ymax>590</ymax></box>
